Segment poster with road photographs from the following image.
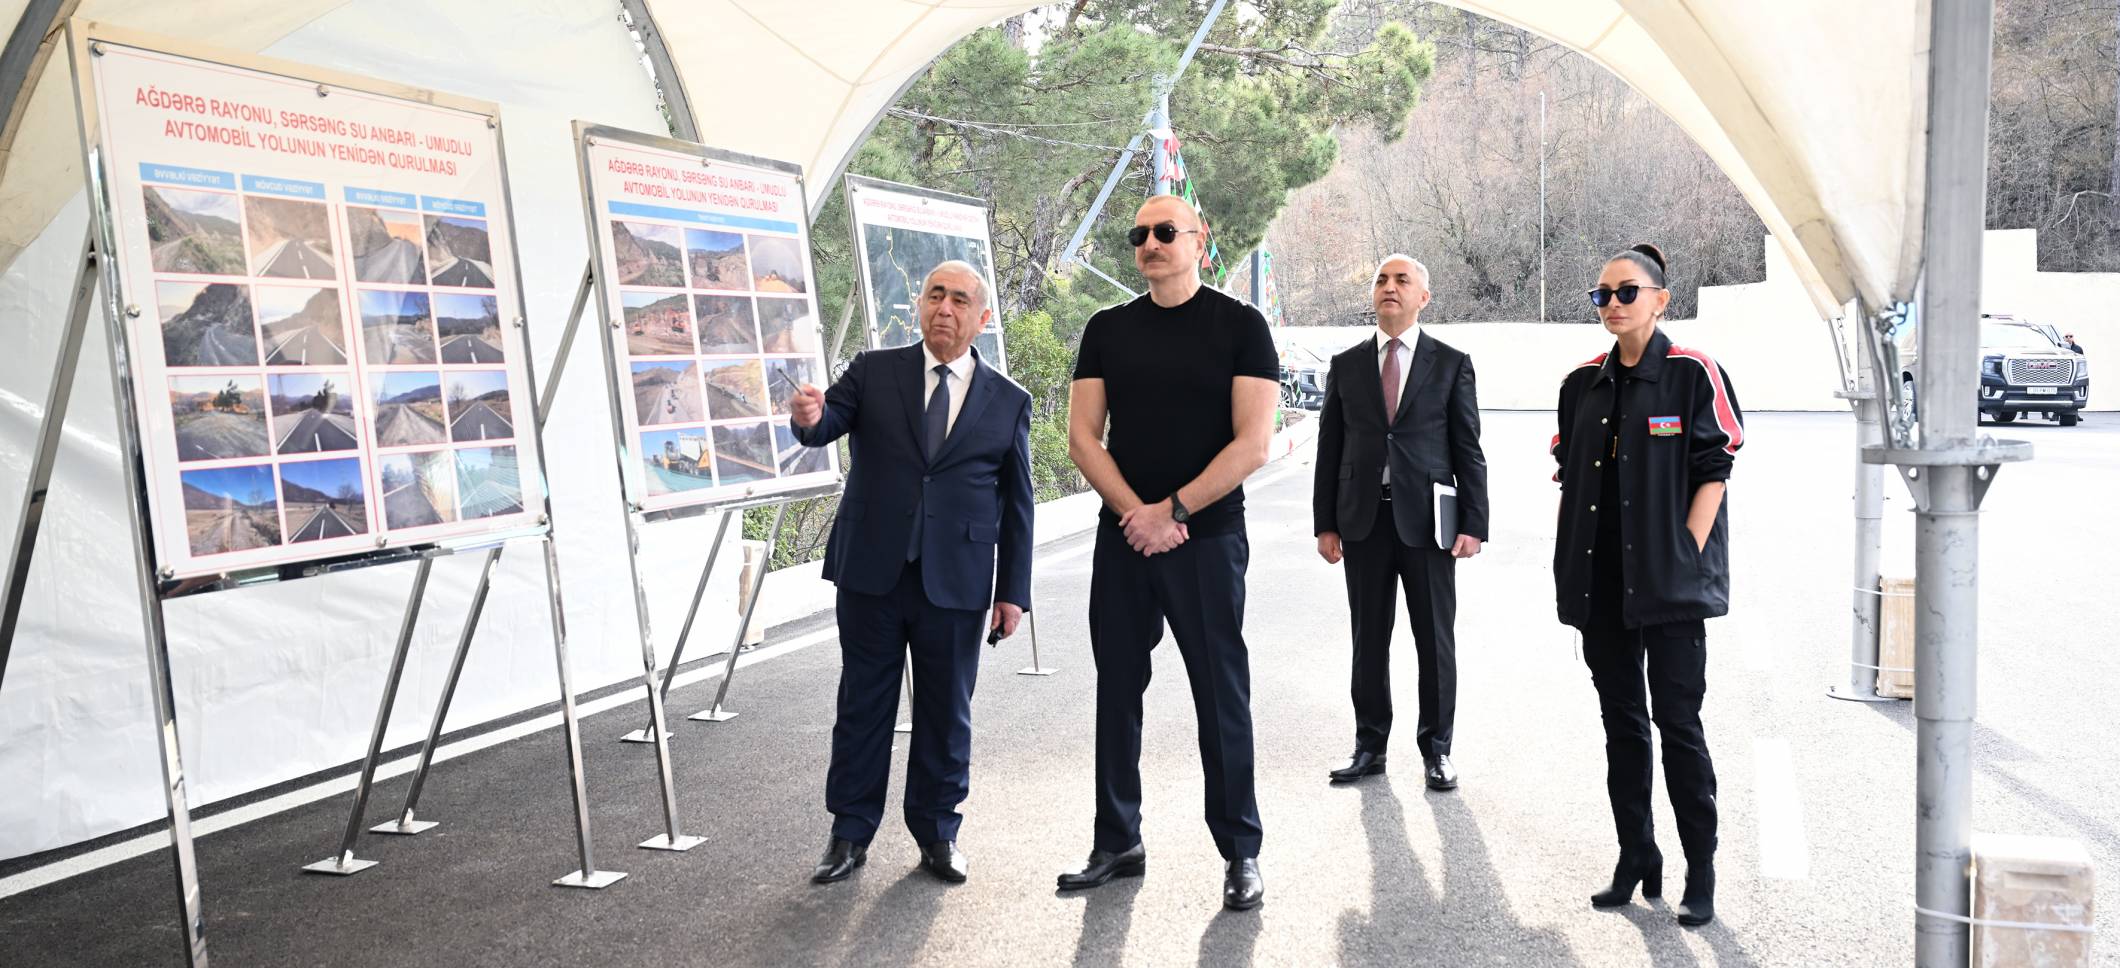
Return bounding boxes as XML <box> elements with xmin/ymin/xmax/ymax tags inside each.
<box><xmin>75</xmin><ymin>27</ymin><xmax>549</xmax><ymax>579</ymax></box>
<box><xmin>578</xmin><ymin>124</ymin><xmax>841</xmax><ymax>514</ymax></box>
<box><xmin>845</xmin><ymin>174</ymin><xmax>1008</xmax><ymax>373</ymax></box>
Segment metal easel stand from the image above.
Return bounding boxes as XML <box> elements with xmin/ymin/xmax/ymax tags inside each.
<box><xmin>0</xmin><ymin>236</ymin><xmax>210</xmax><ymax>963</ymax></box>
<box><xmin>616</xmin><ymin>509</ymin><xmax>731</xmax><ymax>745</ymax></box>
<box><xmin>688</xmin><ymin>502</ymin><xmax>787</xmax><ymax>723</ymax></box>
<box><xmin>334</xmin><ymin>264</ymin><xmax>624</xmax><ymax>886</ymax></box>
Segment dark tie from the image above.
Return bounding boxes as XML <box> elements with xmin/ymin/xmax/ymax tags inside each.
<box><xmin>1382</xmin><ymin>337</ymin><xmax>1403</xmax><ymax>421</ymax></box>
<box><xmin>909</xmin><ymin>363</ymin><xmax>951</xmax><ymax>560</ymax></box>
<box><xmin>925</xmin><ymin>363</ymin><xmax>951</xmax><ymax>461</ymax></box>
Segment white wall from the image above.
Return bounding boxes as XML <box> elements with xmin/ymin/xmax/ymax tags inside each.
<box><xmin>1275</xmin><ymin>232</ymin><xmax>2113</xmax><ymax>412</ymax></box>
<box><xmin>0</xmin><ymin>0</ymin><xmax>763</xmax><ymax>860</ymax></box>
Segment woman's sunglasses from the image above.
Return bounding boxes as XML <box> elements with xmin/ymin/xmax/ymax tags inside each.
<box><xmin>1586</xmin><ymin>284</ymin><xmax>1666</xmax><ymax>308</ymax></box>
<box><xmin>1128</xmin><ymin>222</ymin><xmax>1202</xmax><ymax>247</ymax></box>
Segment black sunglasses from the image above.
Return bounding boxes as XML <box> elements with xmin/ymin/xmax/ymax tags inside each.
<box><xmin>1128</xmin><ymin>222</ymin><xmax>1201</xmax><ymax>247</ymax></box>
<box><xmin>1587</xmin><ymin>284</ymin><xmax>1666</xmax><ymax>308</ymax></box>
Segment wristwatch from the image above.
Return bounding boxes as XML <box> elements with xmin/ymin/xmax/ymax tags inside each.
<box><xmin>1168</xmin><ymin>494</ymin><xmax>1191</xmax><ymax>523</ymax></box>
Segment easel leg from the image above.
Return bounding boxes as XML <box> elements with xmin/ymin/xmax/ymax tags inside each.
<box><xmin>619</xmin><ymin>510</ymin><xmax>732</xmax><ymax>744</ymax></box>
<box><xmin>380</xmin><ymin>264</ymin><xmax>595</xmax><ymax>831</ymax></box>
<box><xmin>1016</xmin><ymin>605</ymin><xmax>1056</xmax><ymax>676</ymax></box>
<box><xmin>0</xmin><ymin>234</ymin><xmax>98</xmax><ymax>696</ymax></box>
<box><xmin>541</xmin><ymin>537</ymin><xmax>625</xmax><ymax>888</ymax></box>
<box><xmin>618</xmin><ymin>507</ymin><xmax>701</xmax><ymax>852</ymax></box>
<box><xmin>305</xmin><ymin>557</ymin><xmax>433</xmax><ymax>875</ymax></box>
<box><xmin>690</xmin><ymin>503</ymin><xmax>787</xmax><ymax>723</ymax></box>
<box><xmin>375</xmin><ymin>548</ymin><xmax>500</xmax><ymax>835</ymax></box>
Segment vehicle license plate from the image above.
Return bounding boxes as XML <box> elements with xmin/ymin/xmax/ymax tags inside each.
<box><xmin>2028</xmin><ymin>386</ymin><xmax>2057</xmax><ymax>395</ymax></box>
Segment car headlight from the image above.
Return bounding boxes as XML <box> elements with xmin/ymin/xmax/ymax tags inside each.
<box><xmin>1981</xmin><ymin>355</ymin><xmax>2003</xmax><ymax>379</ymax></box>
<box><xmin>2078</xmin><ymin>356</ymin><xmax>2089</xmax><ymax>381</ymax></box>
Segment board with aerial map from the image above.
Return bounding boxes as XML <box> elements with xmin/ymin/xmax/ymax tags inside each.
<box><xmin>846</xmin><ymin>176</ymin><xmax>1007</xmax><ymax>372</ymax></box>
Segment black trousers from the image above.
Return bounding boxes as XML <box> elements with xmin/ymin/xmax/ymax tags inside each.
<box><xmin>1341</xmin><ymin>496</ymin><xmax>1457</xmax><ymax>759</ymax></box>
<box><xmin>825</xmin><ymin>559</ymin><xmax>985</xmax><ymax>846</ymax></box>
<box><xmin>1580</xmin><ymin>611</ymin><xmax>1718</xmax><ymax>862</ymax></box>
<box><xmin>1087</xmin><ymin>520</ymin><xmax>1262</xmax><ymax>860</ymax></box>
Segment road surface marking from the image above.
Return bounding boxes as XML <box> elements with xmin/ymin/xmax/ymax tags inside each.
<box><xmin>1754</xmin><ymin>736</ymin><xmax>1811</xmax><ymax>880</ymax></box>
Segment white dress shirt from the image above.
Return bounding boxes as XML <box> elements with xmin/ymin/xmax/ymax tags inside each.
<box><xmin>922</xmin><ymin>343</ymin><xmax>976</xmax><ymax>437</ymax></box>
<box><xmin>1375</xmin><ymin>327</ymin><xmax>1413</xmax><ymax>483</ymax></box>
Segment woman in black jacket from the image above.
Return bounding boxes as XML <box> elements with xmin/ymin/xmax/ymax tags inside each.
<box><xmin>1551</xmin><ymin>243</ymin><xmax>1744</xmax><ymax>927</ymax></box>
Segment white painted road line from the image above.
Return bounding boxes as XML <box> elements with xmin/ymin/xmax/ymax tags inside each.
<box><xmin>1753</xmin><ymin>736</ymin><xmax>1811</xmax><ymax>880</ymax></box>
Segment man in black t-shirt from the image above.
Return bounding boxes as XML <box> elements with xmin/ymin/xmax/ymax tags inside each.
<box><xmin>1054</xmin><ymin>194</ymin><xmax>1281</xmax><ymax>911</ymax></box>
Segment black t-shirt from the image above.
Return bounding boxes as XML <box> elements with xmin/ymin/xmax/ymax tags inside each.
<box><xmin>1072</xmin><ymin>285</ymin><xmax>1279</xmax><ymax>535</ymax></box>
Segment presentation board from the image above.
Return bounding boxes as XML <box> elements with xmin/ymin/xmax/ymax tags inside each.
<box><xmin>68</xmin><ymin>23</ymin><xmax>550</xmax><ymax>582</ymax></box>
<box><xmin>844</xmin><ymin>175</ymin><xmax>1007</xmax><ymax>372</ymax></box>
<box><xmin>575</xmin><ymin>123</ymin><xmax>841</xmax><ymax>517</ymax></box>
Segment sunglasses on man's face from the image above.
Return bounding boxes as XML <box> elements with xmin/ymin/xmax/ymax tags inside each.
<box><xmin>1128</xmin><ymin>222</ymin><xmax>1201</xmax><ymax>247</ymax></box>
<box><xmin>1587</xmin><ymin>284</ymin><xmax>1667</xmax><ymax>308</ymax></box>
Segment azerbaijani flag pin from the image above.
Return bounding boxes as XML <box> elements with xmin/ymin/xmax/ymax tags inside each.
<box><xmin>1648</xmin><ymin>415</ymin><xmax>1683</xmax><ymax>437</ymax></box>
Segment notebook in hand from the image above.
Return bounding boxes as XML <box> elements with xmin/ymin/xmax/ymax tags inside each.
<box><xmin>1433</xmin><ymin>482</ymin><xmax>1458</xmax><ymax>550</ymax></box>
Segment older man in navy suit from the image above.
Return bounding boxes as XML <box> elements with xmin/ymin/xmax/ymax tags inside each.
<box><xmin>789</xmin><ymin>260</ymin><xmax>1034</xmax><ymax>885</ymax></box>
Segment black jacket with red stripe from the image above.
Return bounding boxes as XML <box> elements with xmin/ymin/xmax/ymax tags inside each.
<box><xmin>1551</xmin><ymin>328</ymin><xmax>1744</xmax><ymax>630</ymax></box>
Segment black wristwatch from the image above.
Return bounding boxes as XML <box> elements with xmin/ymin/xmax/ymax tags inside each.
<box><xmin>1168</xmin><ymin>494</ymin><xmax>1191</xmax><ymax>523</ymax></box>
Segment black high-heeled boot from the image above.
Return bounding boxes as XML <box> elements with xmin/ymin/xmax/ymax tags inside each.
<box><xmin>1589</xmin><ymin>851</ymin><xmax>1663</xmax><ymax>908</ymax></box>
<box><xmin>1675</xmin><ymin>860</ymin><xmax>1714</xmax><ymax>926</ymax></box>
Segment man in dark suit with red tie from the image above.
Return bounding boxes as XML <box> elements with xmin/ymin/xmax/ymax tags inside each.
<box><xmin>1312</xmin><ymin>254</ymin><xmax>1489</xmax><ymax>791</ymax></box>
<box><xmin>788</xmin><ymin>260</ymin><xmax>1034</xmax><ymax>885</ymax></box>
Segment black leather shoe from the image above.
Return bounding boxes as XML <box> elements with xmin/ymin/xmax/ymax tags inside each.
<box><xmin>1223</xmin><ymin>858</ymin><xmax>1264</xmax><ymax>910</ymax></box>
<box><xmin>811</xmin><ymin>837</ymin><xmax>866</xmax><ymax>884</ymax></box>
<box><xmin>1424</xmin><ymin>754</ymin><xmax>1459</xmax><ymax>791</ymax></box>
<box><xmin>1329</xmin><ymin>750</ymin><xmax>1387</xmax><ymax>783</ymax></box>
<box><xmin>1056</xmin><ymin>844</ymin><xmax>1146</xmax><ymax>890</ymax></box>
<box><xmin>1675</xmin><ymin>860</ymin><xmax>1715</xmax><ymax>926</ymax></box>
<box><xmin>919</xmin><ymin>840</ymin><xmax>967</xmax><ymax>883</ymax></box>
<box><xmin>1590</xmin><ymin>850</ymin><xmax>1664</xmax><ymax>908</ymax></box>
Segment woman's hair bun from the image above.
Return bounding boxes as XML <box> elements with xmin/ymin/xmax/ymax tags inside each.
<box><xmin>1627</xmin><ymin>242</ymin><xmax>1667</xmax><ymax>273</ymax></box>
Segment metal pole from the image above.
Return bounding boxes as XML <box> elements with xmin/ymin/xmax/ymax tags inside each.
<box><xmin>543</xmin><ymin>537</ymin><xmax>624</xmax><ymax>888</ymax></box>
<box><xmin>616</xmin><ymin>482</ymin><xmax>700</xmax><ymax>851</ymax></box>
<box><xmin>1150</xmin><ymin>92</ymin><xmax>1171</xmax><ymax>196</ymax></box>
<box><xmin>1831</xmin><ymin>323</ymin><xmax>1890</xmax><ymax>703</ymax></box>
<box><xmin>1017</xmin><ymin>606</ymin><xmax>1055</xmax><ymax>676</ymax></box>
<box><xmin>1056</xmin><ymin>0</ymin><xmax>1229</xmax><ymax>270</ymax></box>
<box><xmin>0</xmin><ymin>234</ymin><xmax>96</xmax><ymax>694</ymax></box>
<box><xmin>690</xmin><ymin>502</ymin><xmax>787</xmax><ymax>722</ymax></box>
<box><xmin>826</xmin><ymin>279</ymin><xmax>859</xmax><ymax>368</ymax></box>
<box><xmin>1538</xmin><ymin>90</ymin><xmax>1547</xmax><ymax>323</ymax></box>
<box><xmin>382</xmin><ymin>264</ymin><xmax>594</xmax><ymax>833</ymax></box>
<box><xmin>90</xmin><ymin>217</ymin><xmax>210</xmax><ymax>962</ymax></box>
<box><xmin>1249</xmin><ymin>249</ymin><xmax>1261</xmax><ymax>307</ymax></box>
<box><xmin>304</xmin><ymin>558</ymin><xmax>432</xmax><ymax>875</ymax></box>
<box><xmin>619</xmin><ymin>510</ymin><xmax>731</xmax><ymax>743</ymax></box>
<box><xmin>1913</xmin><ymin>2</ymin><xmax>1997</xmax><ymax>962</ymax></box>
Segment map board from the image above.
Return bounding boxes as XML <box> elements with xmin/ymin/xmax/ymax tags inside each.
<box><xmin>69</xmin><ymin>23</ymin><xmax>550</xmax><ymax>582</ymax></box>
<box><xmin>844</xmin><ymin>175</ymin><xmax>1007</xmax><ymax>372</ymax></box>
<box><xmin>575</xmin><ymin>124</ymin><xmax>842</xmax><ymax>517</ymax></box>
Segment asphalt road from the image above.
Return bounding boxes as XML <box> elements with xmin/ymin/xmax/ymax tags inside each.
<box><xmin>275</xmin><ymin>410</ymin><xmax>358</xmax><ymax>453</ymax></box>
<box><xmin>180</xmin><ymin>325</ymin><xmax>257</xmax><ymax>367</ymax></box>
<box><xmin>259</xmin><ymin>240</ymin><xmax>336</xmax><ymax>280</ymax></box>
<box><xmin>450</xmin><ymin>402</ymin><xmax>514</xmax><ymax>441</ymax></box>
<box><xmin>356</xmin><ymin>239</ymin><xmax>425</xmax><ymax>284</ymax></box>
<box><xmin>431</xmin><ymin>257</ymin><xmax>494</xmax><ymax>287</ymax></box>
<box><xmin>441</xmin><ymin>335</ymin><xmax>505</xmax><ymax>364</ymax></box>
<box><xmin>12</xmin><ymin>413</ymin><xmax>2115</xmax><ymax>968</ymax></box>
<box><xmin>290</xmin><ymin>506</ymin><xmax>361</xmax><ymax>541</ymax></box>
<box><xmin>265</xmin><ymin>327</ymin><xmax>346</xmax><ymax>366</ymax></box>
<box><xmin>365</xmin><ymin>325</ymin><xmax>436</xmax><ymax>365</ymax></box>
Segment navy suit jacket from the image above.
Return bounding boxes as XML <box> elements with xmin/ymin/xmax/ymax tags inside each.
<box><xmin>793</xmin><ymin>344</ymin><xmax>1034</xmax><ymax>613</ymax></box>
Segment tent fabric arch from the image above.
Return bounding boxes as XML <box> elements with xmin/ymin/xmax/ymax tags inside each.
<box><xmin>4</xmin><ymin>1</ymin><xmax>1927</xmax><ymax>316</ymax></box>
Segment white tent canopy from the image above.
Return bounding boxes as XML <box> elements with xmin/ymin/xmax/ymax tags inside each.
<box><xmin>4</xmin><ymin>1</ymin><xmax>1928</xmax><ymax>312</ymax></box>
<box><xmin>0</xmin><ymin>0</ymin><xmax>1927</xmax><ymax>858</ymax></box>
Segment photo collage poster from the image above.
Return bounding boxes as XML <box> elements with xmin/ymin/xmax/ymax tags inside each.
<box><xmin>580</xmin><ymin>130</ymin><xmax>839</xmax><ymax>514</ymax></box>
<box><xmin>846</xmin><ymin>176</ymin><xmax>1007</xmax><ymax>373</ymax></box>
<box><xmin>79</xmin><ymin>36</ymin><xmax>545</xmax><ymax>579</ymax></box>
